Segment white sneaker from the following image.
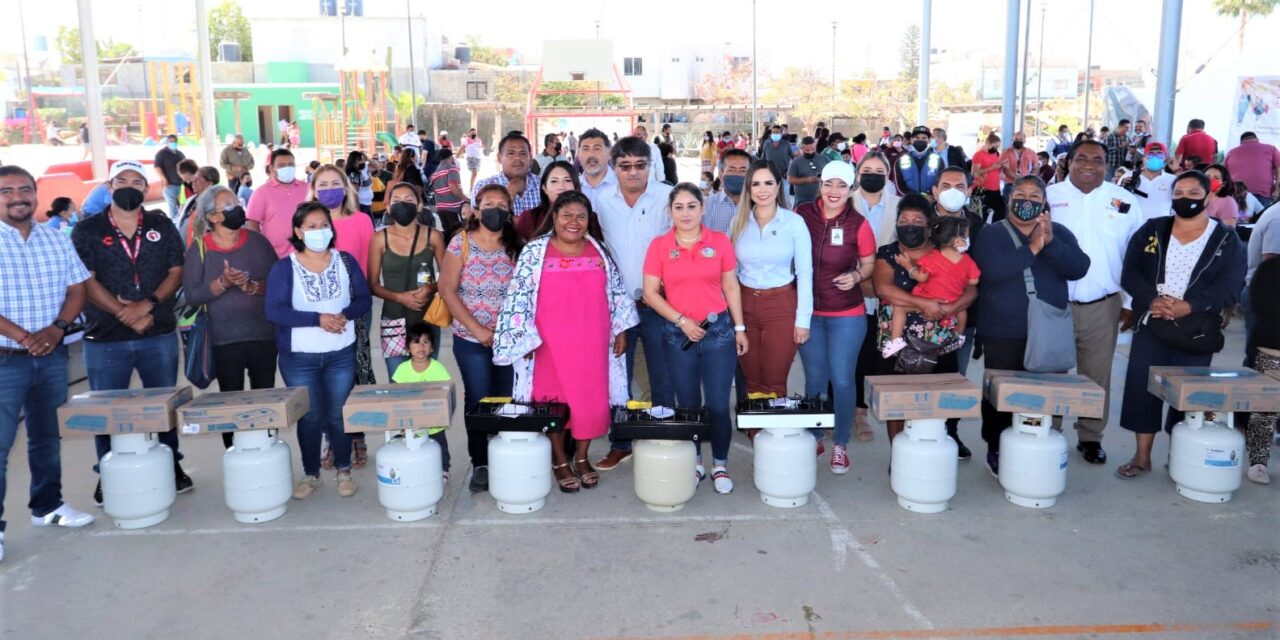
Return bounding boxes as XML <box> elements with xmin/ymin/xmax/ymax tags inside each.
<box><xmin>881</xmin><ymin>337</ymin><xmax>908</xmax><ymax>358</ymax></box>
<box><xmin>1247</xmin><ymin>464</ymin><xmax>1271</xmax><ymax>485</ymax></box>
<box><xmin>695</xmin><ymin>464</ymin><xmax>706</xmax><ymax>483</ymax></box>
<box><xmin>0</xmin><ymin>531</ymin><xmax>5</xmax><ymax>563</ymax></box>
<box><xmin>31</xmin><ymin>503</ymin><xmax>95</xmax><ymax>528</ymax></box>
<box><xmin>712</xmin><ymin>466</ymin><xmax>733</xmax><ymax>494</ymax></box>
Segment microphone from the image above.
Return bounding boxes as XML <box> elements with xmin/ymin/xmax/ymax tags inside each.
<box><xmin>681</xmin><ymin>312</ymin><xmax>719</xmax><ymax>351</ymax></box>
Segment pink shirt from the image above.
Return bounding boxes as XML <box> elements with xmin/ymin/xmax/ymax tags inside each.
<box><xmin>246</xmin><ymin>178</ymin><xmax>310</xmax><ymax>258</ymax></box>
<box><xmin>643</xmin><ymin>226</ymin><xmax>736</xmax><ymax>324</ymax></box>
<box><xmin>1224</xmin><ymin>140</ymin><xmax>1280</xmax><ymax>197</ymax></box>
<box><xmin>999</xmin><ymin>147</ymin><xmax>1038</xmax><ymax>183</ymax></box>
<box><xmin>332</xmin><ymin>212</ymin><xmax>374</xmax><ymax>276</ymax></box>
<box><xmin>1205</xmin><ymin>196</ymin><xmax>1241</xmax><ymax>224</ymax></box>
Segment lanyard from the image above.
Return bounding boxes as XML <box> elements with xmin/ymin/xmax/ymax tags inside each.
<box><xmin>108</xmin><ymin>212</ymin><xmax>144</xmax><ymax>292</ymax></box>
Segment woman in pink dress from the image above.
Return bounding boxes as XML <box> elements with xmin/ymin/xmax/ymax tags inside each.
<box><xmin>493</xmin><ymin>191</ymin><xmax>638</xmax><ymax>492</ymax></box>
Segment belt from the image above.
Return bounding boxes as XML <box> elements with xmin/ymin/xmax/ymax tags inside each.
<box><xmin>1071</xmin><ymin>292</ymin><xmax>1118</xmax><ymax>306</ymax></box>
<box><xmin>742</xmin><ymin>283</ymin><xmax>796</xmax><ymax>297</ymax></box>
<box><xmin>0</xmin><ymin>347</ymin><xmax>31</xmax><ymax>356</ymax></box>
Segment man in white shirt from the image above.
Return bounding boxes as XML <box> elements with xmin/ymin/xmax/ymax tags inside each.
<box><xmin>594</xmin><ymin>136</ymin><xmax>674</xmax><ymax>471</ymax></box>
<box><xmin>398</xmin><ymin>124</ymin><xmax>421</xmax><ymax>150</ymax></box>
<box><xmin>632</xmin><ymin>124</ymin><xmax>666</xmax><ymax>185</ymax></box>
<box><xmin>1046</xmin><ymin>140</ymin><xmax>1142</xmax><ymax>465</ymax></box>
<box><xmin>1123</xmin><ymin>141</ymin><xmax>1176</xmax><ymax>221</ymax></box>
<box><xmin>577</xmin><ymin>129</ymin><xmax>617</xmax><ymax>204</ymax></box>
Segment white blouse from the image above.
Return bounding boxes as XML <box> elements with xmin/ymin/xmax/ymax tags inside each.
<box><xmin>1158</xmin><ymin>219</ymin><xmax>1216</xmax><ymax>301</ymax></box>
<box><xmin>289</xmin><ymin>250</ymin><xmax>355</xmax><ymax>353</ymax></box>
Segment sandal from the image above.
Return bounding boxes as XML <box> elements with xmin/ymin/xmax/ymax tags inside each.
<box><xmin>553</xmin><ymin>463</ymin><xmax>580</xmax><ymax>493</ymax></box>
<box><xmin>1115</xmin><ymin>460</ymin><xmax>1151</xmax><ymax>479</ymax></box>
<box><xmin>352</xmin><ymin>439</ymin><xmax>369</xmax><ymax>469</ymax></box>
<box><xmin>574</xmin><ymin>458</ymin><xmax>599</xmax><ymax>489</ymax></box>
<box><xmin>320</xmin><ymin>445</ymin><xmax>334</xmax><ymax>470</ymax></box>
<box><xmin>855</xmin><ymin>409</ymin><xmax>874</xmax><ymax>442</ymax></box>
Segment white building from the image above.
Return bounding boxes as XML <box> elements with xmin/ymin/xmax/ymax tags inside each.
<box><xmin>613</xmin><ymin>41</ymin><xmax>751</xmax><ymax>102</ymax></box>
<box><xmin>249</xmin><ymin>16</ymin><xmax>442</xmax><ymax>93</ymax></box>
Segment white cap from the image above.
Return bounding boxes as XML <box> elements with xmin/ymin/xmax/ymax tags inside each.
<box><xmin>439</xmin><ymin>130</ymin><xmax>448</xmax><ymax>136</ymax></box>
<box><xmin>108</xmin><ymin>160</ymin><xmax>148</xmax><ymax>184</ymax></box>
<box><xmin>820</xmin><ymin>160</ymin><xmax>855</xmax><ymax>187</ymax></box>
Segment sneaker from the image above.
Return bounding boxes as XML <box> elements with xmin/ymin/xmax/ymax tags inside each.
<box><xmin>1247</xmin><ymin>464</ymin><xmax>1271</xmax><ymax>485</ymax></box>
<box><xmin>985</xmin><ymin>451</ymin><xmax>1000</xmax><ymax>478</ymax></box>
<box><xmin>711</xmin><ymin>466</ymin><xmax>733</xmax><ymax>494</ymax></box>
<box><xmin>816</xmin><ymin>438</ymin><xmax>826</xmax><ymax>458</ymax></box>
<box><xmin>293</xmin><ymin>475</ymin><xmax>321</xmax><ymax>500</ymax></box>
<box><xmin>595</xmin><ymin>449</ymin><xmax>632</xmax><ymax>470</ymax></box>
<box><xmin>0</xmin><ymin>532</ymin><xmax>5</xmax><ymax>564</ymax></box>
<box><xmin>31</xmin><ymin>503</ymin><xmax>94</xmax><ymax>528</ymax></box>
<box><xmin>469</xmin><ymin>465</ymin><xmax>489</xmax><ymax>492</ymax></box>
<box><xmin>831</xmin><ymin>444</ymin><xmax>850</xmax><ymax>475</ymax></box>
<box><xmin>93</xmin><ymin>479</ymin><xmax>103</xmax><ymax>507</ymax></box>
<box><xmin>881</xmin><ymin>337</ymin><xmax>908</xmax><ymax>358</ymax></box>
<box><xmin>950</xmin><ymin>430</ymin><xmax>972</xmax><ymax>461</ymax></box>
<box><xmin>336</xmin><ymin>471</ymin><xmax>357</xmax><ymax>497</ymax></box>
<box><xmin>695</xmin><ymin>464</ymin><xmax>706</xmax><ymax>483</ymax></box>
<box><xmin>174</xmin><ymin>463</ymin><xmax>194</xmax><ymax>494</ymax></box>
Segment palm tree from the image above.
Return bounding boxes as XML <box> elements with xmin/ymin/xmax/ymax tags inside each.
<box><xmin>391</xmin><ymin>91</ymin><xmax>424</xmax><ymax>125</ymax></box>
<box><xmin>1214</xmin><ymin>0</ymin><xmax>1278</xmax><ymax>51</ymax></box>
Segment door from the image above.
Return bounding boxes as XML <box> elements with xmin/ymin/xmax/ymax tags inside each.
<box><xmin>257</xmin><ymin>106</ymin><xmax>273</xmax><ymax>145</ymax></box>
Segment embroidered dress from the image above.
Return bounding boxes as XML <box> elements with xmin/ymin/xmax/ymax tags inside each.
<box><xmin>529</xmin><ymin>243</ymin><xmax>611</xmax><ymax>439</ymax></box>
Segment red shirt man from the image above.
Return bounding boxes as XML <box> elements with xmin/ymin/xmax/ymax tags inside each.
<box><xmin>1174</xmin><ymin>119</ymin><xmax>1218</xmax><ymax>170</ymax></box>
<box><xmin>1224</xmin><ymin>132</ymin><xmax>1280</xmax><ymax>200</ymax></box>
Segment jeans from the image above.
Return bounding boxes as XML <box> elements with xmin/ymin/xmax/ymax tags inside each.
<box><xmin>279</xmin><ymin>345</ymin><xmax>356</xmax><ymax>476</ymax></box>
<box><xmin>0</xmin><ymin>347</ymin><xmax>69</xmax><ymax>532</ymax></box>
<box><xmin>664</xmin><ymin>313</ymin><xmax>737</xmax><ymax>463</ymax></box>
<box><xmin>617</xmin><ymin>305</ymin><xmax>676</xmax><ymax>452</ymax></box>
<box><xmin>799</xmin><ymin>315</ymin><xmax>867</xmax><ymax>447</ymax></box>
<box><xmin>213</xmin><ymin>340</ymin><xmax>278</xmax><ymax>448</ymax></box>
<box><xmin>453</xmin><ymin>337</ymin><xmax>512</xmax><ymax>467</ymax></box>
<box><xmin>163</xmin><ymin>184</ymin><xmax>181</xmax><ymax>220</ymax></box>
<box><xmin>84</xmin><ymin>333</ymin><xmax>182</xmax><ymax>468</ymax></box>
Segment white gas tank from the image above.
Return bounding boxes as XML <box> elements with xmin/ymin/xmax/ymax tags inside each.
<box><xmin>752</xmin><ymin>427</ymin><xmax>817</xmax><ymax>508</ymax></box>
<box><xmin>633</xmin><ymin>439</ymin><xmax>697</xmax><ymax>512</ymax></box>
<box><xmin>1169</xmin><ymin>412</ymin><xmax>1245</xmax><ymax>503</ymax></box>
<box><xmin>998</xmin><ymin>413</ymin><xmax>1067</xmax><ymax>509</ymax></box>
<box><xmin>223</xmin><ymin>429</ymin><xmax>293</xmax><ymax>523</ymax></box>
<box><xmin>376</xmin><ymin>429</ymin><xmax>444</xmax><ymax>521</ymax></box>
<box><xmin>890</xmin><ymin>419</ymin><xmax>957</xmax><ymax>513</ymax></box>
<box><xmin>100</xmin><ymin>433</ymin><xmax>176</xmax><ymax>529</ymax></box>
<box><xmin>488</xmin><ymin>431</ymin><xmax>552</xmax><ymax>514</ymax></box>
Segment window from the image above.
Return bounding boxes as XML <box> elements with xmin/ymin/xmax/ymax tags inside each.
<box><xmin>624</xmin><ymin>57</ymin><xmax>643</xmax><ymax>76</ymax></box>
<box><xmin>671</xmin><ymin>57</ymin><xmax>680</xmax><ymax>63</ymax></box>
<box><xmin>466</xmin><ymin>81</ymin><xmax>488</xmax><ymax>100</ymax></box>
<box><xmin>695</xmin><ymin>56</ymin><xmax>704</xmax><ymax>62</ymax></box>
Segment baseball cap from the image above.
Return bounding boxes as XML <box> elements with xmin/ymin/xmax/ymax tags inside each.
<box><xmin>911</xmin><ymin>125</ymin><xmax>932</xmax><ymax>138</ymax></box>
<box><xmin>440</xmin><ymin>130</ymin><xmax>448</xmax><ymax>136</ymax></box>
<box><xmin>1144</xmin><ymin>141</ymin><xmax>1168</xmax><ymax>155</ymax></box>
<box><xmin>820</xmin><ymin>160</ymin><xmax>856</xmax><ymax>186</ymax></box>
<box><xmin>108</xmin><ymin>160</ymin><xmax>148</xmax><ymax>184</ymax></box>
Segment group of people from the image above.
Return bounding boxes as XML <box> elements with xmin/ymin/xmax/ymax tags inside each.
<box><xmin>1</xmin><ymin>112</ymin><xmax>1277</xmax><ymax>565</ymax></box>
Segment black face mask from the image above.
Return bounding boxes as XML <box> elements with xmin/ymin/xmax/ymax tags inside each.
<box><xmin>896</xmin><ymin>224</ymin><xmax>927</xmax><ymax>248</ymax></box>
<box><xmin>912</xmin><ymin>140</ymin><xmax>929</xmax><ymax>152</ymax></box>
<box><xmin>1009</xmin><ymin>199</ymin><xmax>1045</xmax><ymax>221</ymax></box>
<box><xmin>220</xmin><ymin>206</ymin><xmax>247</xmax><ymax>230</ymax></box>
<box><xmin>390</xmin><ymin>201</ymin><xmax>419</xmax><ymax>226</ymax></box>
<box><xmin>112</xmin><ymin>187</ymin><xmax>145</xmax><ymax>211</ymax></box>
<box><xmin>803</xmin><ymin>152</ymin><xmax>816</xmax><ymax>159</ymax></box>
<box><xmin>859</xmin><ymin>173</ymin><xmax>886</xmax><ymax>194</ymax></box>
<box><xmin>480</xmin><ymin>207</ymin><xmax>510</xmax><ymax>232</ymax></box>
<box><xmin>1012</xmin><ymin>141</ymin><xmax>1025</xmax><ymax>150</ymax></box>
<box><xmin>1172</xmin><ymin>197</ymin><xmax>1206</xmax><ymax>219</ymax></box>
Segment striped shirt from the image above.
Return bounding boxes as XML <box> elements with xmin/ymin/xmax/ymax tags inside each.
<box><xmin>470</xmin><ymin>171</ymin><xmax>542</xmax><ymax>217</ymax></box>
<box><xmin>0</xmin><ymin>221</ymin><xmax>91</xmax><ymax>349</ymax></box>
<box><xmin>429</xmin><ymin>162</ymin><xmax>464</xmax><ymax>211</ymax></box>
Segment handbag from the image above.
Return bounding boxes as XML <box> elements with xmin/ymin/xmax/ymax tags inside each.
<box><xmin>379</xmin><ymin>224</ymin><xmax>425</xmax><ymax>358</ymax></box>
<box><xmin>182</xmin><ymin>238</ymin><xmax>217</xmax><ymax>389</ymax></box>
<box><xmin>1145</xmin><ymin>312</ymin><xmax>1224</xmax><ymax>355</ymax></box>
<box><xmin>893</xmin><ymin>334</ymin><xmax>945</xmax><ymax>375</ymax></box>
<box><xmin>426</xmin><ymin>230</ymin><xmax>465</xmax><ymax>328</ymax></box>
<box><xmin>1001</xmin><ymin>220</ymin><xmax>1076</xmax><ymax>373</ymax></box>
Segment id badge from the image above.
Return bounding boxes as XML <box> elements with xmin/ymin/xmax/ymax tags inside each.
<box><xmin>831</xmin><ymin>228</ymin><xmax>844</xmax><ymax>246</ymax></box>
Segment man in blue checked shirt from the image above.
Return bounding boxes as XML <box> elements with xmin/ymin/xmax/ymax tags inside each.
<box><xmin>0</xmin><ymin>166</ymin><xmax>97</xmax><ymax>563</ymax></box>
<box><xmin>471</xmin><ymin>131</ymin><xmax>543</xmax><ymax>218</ymax></box>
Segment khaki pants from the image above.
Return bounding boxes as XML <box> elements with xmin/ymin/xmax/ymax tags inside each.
<box><xmin>631</xmin><ymin>346</ymin><xmax>651</xmax><ymax>402</ymax></box>
<box><xmin>1070</xmin><ymin>294</ymin><xmax>1122</xmax><ymax>443</ymax></box>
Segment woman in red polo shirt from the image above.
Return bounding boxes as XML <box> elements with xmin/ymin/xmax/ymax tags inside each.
<box><xmin>642</xmin><ymin>183</ymin><xmax>748</xmax><ymax>495</ymax></box>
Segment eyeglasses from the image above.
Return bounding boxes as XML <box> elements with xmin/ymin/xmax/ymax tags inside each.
<box><xmin>616</xmin><ymin>162</ymin><xmax>650</xmax><ymax>173</ymax></box>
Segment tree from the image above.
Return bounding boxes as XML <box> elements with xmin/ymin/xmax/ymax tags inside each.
<box><xmin>694</xmin><ymin>56</ymin><xmax>755</xmax><ymax>103</ymax></box>
<box><xmin>764</xmin><ymin>67</ymin><xmax>833</xmax><ymax>128</ymax></box>
<box><xmin>898</xmin><ymin>24</ymin><xmax>921</xmax><ymax>84</ymax></box>
<box><xmin>1214</xmin><ymin>0</ymin><xmax>1278</xmax><ymax>50</ymax></box>
<box><xmin>56</xmin><ymin>27</ymin><xmax>135</xmax><ymax>64</ymax></box>
<box><xmin>209</xmin><ymin>0</ymin><xmax>253</xmax><ymax>61</ymax></box>
<box><xmin>465</xmin><ymin>35</ymin><xmax>509</xmax><ymax>67</ymax></box>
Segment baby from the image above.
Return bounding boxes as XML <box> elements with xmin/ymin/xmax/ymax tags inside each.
<box><xmin>883</xmin><ymin>216</ymin><xmax>981</xmax><ymax>357</ymax></box>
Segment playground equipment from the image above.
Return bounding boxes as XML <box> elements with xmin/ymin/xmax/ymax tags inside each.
<box><xmin>142</xmin><ymin>57</ymin><xmax>207</xmax><ymax>142</ymax></box>
<box><xmin>312</xmin><ymin>50</ymin><xmax>393</xmax><ymax>163</ymax></box>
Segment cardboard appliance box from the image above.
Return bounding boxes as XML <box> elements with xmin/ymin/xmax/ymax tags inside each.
<box><xmin>177</xmin><ymin>387</ymin><xmax>310</xmax><ymax>435</ymax></box>
<box><xmin>1148</xmin><ymin>366</ymin><xmax>1280</xmax><ymax>413</ymax></box>
<box><xmin>58</xmin><ymin>386</ymin><xmax>193</xmax><ymax>437</ymax></box>
<box><xmin>983</xmin><ymin>370</ymin><xmax>1106</xmax><ymax>418</ymax></box>
<box><xmin>343</xmin><ymin>383</ymin><xmax>454</xmax><ymax>433</ymax></box>
<box><xmin>865</xmin><ymin>373</ymin><xmax>981</xmax><ymax>421</ymax></box>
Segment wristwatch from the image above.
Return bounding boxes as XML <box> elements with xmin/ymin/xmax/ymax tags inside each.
<box><xmin>53</xmin><ymin>319</ymin><xmax>71</xmax><ymax>333</ymax></box>
<box><xmin>734</xmin><ymin>325</ymin><xmax>746</xmax><ymax>332</ymax></box>
<box><xmin>145</xmin><ymin>294</ymin><xmax>161</xmax><ymax>306</ymax></box>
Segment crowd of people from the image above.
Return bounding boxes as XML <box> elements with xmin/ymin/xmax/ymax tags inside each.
<box><xmin>0</xmin><ymin>114</ymin><xmax>1277</xmax><ymax>564</ymax></box>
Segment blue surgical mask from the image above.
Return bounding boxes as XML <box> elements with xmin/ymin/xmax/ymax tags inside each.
<box><xmin>276</xmin><ymin>166</ymin><xmax>297</xmax><ymax>183</ymax></box>
<box><xmin>1145</xmin><ymin>156</ymin><xmax>1166</xmax><ymax>172</ymax></box>
<box><xmin>771</xmin><ymin>134</ymin><xmax>782</xmax><ymax>142</ymax></box>
<box><xmin>722</xmin><ymin>174</ymin><xmax>745</xmax><ymax>195</ymax></box>
<box><xmin>167</xmin><ymin>142</ymin><xmax>178</xmax><ymax>151</ymax></box>
<box><xmin>302</xmin><ymin>227</ymin><xmax>333</xmax><ymax>252</ymax></box>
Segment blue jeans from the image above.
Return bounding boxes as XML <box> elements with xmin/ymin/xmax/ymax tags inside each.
<box><xmin>0</xmin><ymin>347</ymin><xmax>70</xmax><ymax>532</ymax></box>
<box><xmin>163</xmin><ymin>184</ymin><xmax>181</xmax><ymax>220</ymax></box>
<box><xmin>279</xmin><ymin>345</ymin><xmax>357</xmax><ymax>476</ymax></box>
<box><xmin>453</xmin><ymin>337</ymin><xmax>512</xmax><ymax>467</ymax></box>
<box><xmin>798</xmin><ymin>315</ymin><xmax>867</xmax><ymax>447</ymax></box>
<box><xmin>616</xmin><ymin>305</ymin><xmax>676</xmax><ymax>452</ymax></box>
<box><xmin>663</xmin><ymin>313</ymin><xmax>737</xmax><ymax>463</ymax></box>
<box><xmin>84</xmin><ymin>333</ymin><xmax>181</xmax><ymax>467</ymax></box>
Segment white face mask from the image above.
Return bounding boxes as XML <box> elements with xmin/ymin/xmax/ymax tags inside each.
<box><xmin>938</xmin><ymin>187</ymin><xmax>968</xmax><ymax>212</ymax></box>
<box><xmin>276</xmin><ymin>166</ymin><xmax>297</xmax><ymax>183</ymax></box>
<box><xmin>699</xmin><ymin>180</ymin><xmax>709</xmax><ymax>190</ymax></box>
<box><xmin>302</xmin><ymin>227</ymin><xmax>333</xmax><ymax>252</ymax></box>
<box><xmin>955</xmin><ymin>238</ymin><xmax>970</xmax><ymax>253</ymax></box>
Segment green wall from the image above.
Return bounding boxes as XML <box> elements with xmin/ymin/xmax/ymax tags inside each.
<box><xmin>213</xmin><ymin>83</ymin><xmax>338</xmax><ymax>147</ymax></box>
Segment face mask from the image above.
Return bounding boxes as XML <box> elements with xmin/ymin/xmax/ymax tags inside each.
<box><xmin>859</xmin><ymin>173</ymin><xmax>886</xmax><ymax>193</ymax></box>
<box><xmin>803</xmin><ymin>152</ymin><xmax>816</xmax><ymax>159</ymax></box>
<box><xmin>220</xmin><ymin>205</ymin><xmax>247</xmax><ymax>230</ymax></box>
<box><xmin>111</xmin><ymin>187</ymin><xmax>145</xmax><ymax>211</ymax></box>
<box><xmin>912</xmin><ymin>140</ymin><xmax>929</xmax><ymax>153</ymax></box>
<box><xmin>317</xmin><ymin>187</ymin><xmax>346</xmax><ymax>209</ymax></box>
<box><xmin>698</xmin><ymin>180</ymin><xmax>709</xmax><ymax>190</ymax></box>
<box><xmin>955</xmin><ymin>238</ymin><xmax>970</xmax><ymax>254</ymax></box>
<box><xmin>837</xmin><ymin>142</ymin><xmax>848</xmax><ymax>151</ymax></box>
<box><xmin>892</xmin><ymin>141</ymin><xmax>903</xmax><ymax>149</ymax></box>
<box><xmin>1009</xmin><ymin>198</ymin><xmax>1045</xmax><ymax>221</ymax></box>
<box><xmin>722</xmin><ymin>175</ymin><xmax>745</xmax><ymax>195</ymax></box>
<box><xmin>480</xmin><ymin>207</ymin><xmax>510</xmax><ymax>232</ymax></box>
<box><xmin>1145</xmin><ymin>156</ymin><xmax>1165</xmax><ymax>172</ymax></box>
<box><xmin>896</xmin><ymin>224</ymin><xmax>927</xmax><ymax>248</ymax></box>
<box><xmin>276</xmin><ymin>166</ymin><xmax>297</xmax><ymax>183</ymax></box>
<box><xmin>1209</xmin><ymin>178</ymin><xmax>1223</xmax><ymax>193</ymax></box>
<box><xmin>1012</xmin><ymin>140</ymin><xmax>1025</xmax><ymax>150</ymax></box>
<box><xmin>389</xmin><ymin>201</ymin><xmax>419</xmax><ymax>226</ymax></box>
<box><xmin>1172</xmin><ymin>197</ymin><xmax>1205</xmax><ymax>219</ymax></box>
<box><xmin>68</xmin><ymin>212</ymin><xmax>80</xmax><ymax>224</ymax></box>
<box><xmin>302</xmin><ymin>227</ymin><xmax>333</xmax><ymax>252</ymax></box>
<box><xmin>937</xmin><ymin>188</ymin><xmax>968</xmax><ymax>212</ymax></box>
<box><xmin>167</xmin><ymin>142</ymin><xmax>178</xmax><ymax>151</ymax></box>
<box><xmin>770</xmin><ymin>134</ymin><xmax>782</xmax><ymax>142</ymax></box>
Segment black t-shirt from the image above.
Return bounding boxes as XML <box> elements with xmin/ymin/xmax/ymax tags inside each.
<box><xmin>154</xmin><ymin>147</ymin><xmax>186</xmax><ymax>185</ymax></box>
<box><xmin>1251</xmin><ymin>257</ymin><xmax>1280</xmax><ymax>351</ymax></box>
<box><xmin>72</xmin><ymin>209</ymin><xmax>185</xmax><ymax>342</ymax></box>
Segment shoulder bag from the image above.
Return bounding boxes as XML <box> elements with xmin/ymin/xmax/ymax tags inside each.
<box><xmin>182</xmin><ymin>238</ymin><xmax>217</xmax><ymax>389</ymax></box>
<box><xmin>1001</xmin><ymin>220</ymin><xmax>1076</xmax><ymax>373</ymax></box>
<box><xmin>425</xmin><ymin>231</ymin><xmax>465</xmax><ymax>327</ymax></box>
